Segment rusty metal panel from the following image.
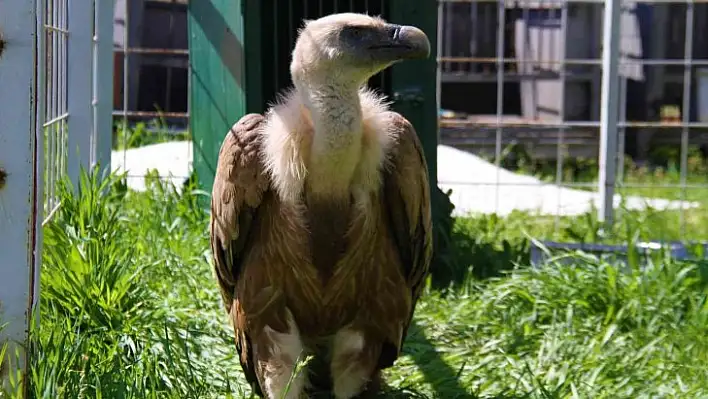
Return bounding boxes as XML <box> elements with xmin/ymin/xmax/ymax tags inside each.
<box><xmin>0</xmin><ymin>0</ymin><xmax>41</xmax><ymax>391</ymax></box>
<box><xmin>114</xmin><ymin>0</ymin><xmax>190</xmax><ymax>126</ymax></box>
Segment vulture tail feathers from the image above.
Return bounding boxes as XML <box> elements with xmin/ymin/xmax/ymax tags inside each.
<box><xmin>379</xmin><ymin>112</ymin><xmax>434</xmax><ymax>369</ymax></box>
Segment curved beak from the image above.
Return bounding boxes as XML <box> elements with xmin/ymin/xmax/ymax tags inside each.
<box><xmin>368</xmin><ymin>24</ymin><xmax>431</xmax><ymax>62</ymax></box>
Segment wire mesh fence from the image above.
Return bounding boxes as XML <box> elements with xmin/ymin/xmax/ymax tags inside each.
<box><xmin>111</xmin><ymin>0</ymin><xmax>193</xmax><ymax>192</ymax></box>
<box><xmin>41</xmin><ymin>0</ymin><xmax>69</xmax><ymax>216</ymax></box>
<box><xmin>437</xmin><ymin>0</ymin><xmax>708</xmax><ymax>239</ymax></box>
<box><xmin>38</xmin><ymin>0</ymin><xmax>113</xmax><ymax>224</ymax></box>
<box><xmin>81</xmin><ymin>0</ymin><xmax>708</xmax><ymax>240</ymax></box>
<box><xmin>0</xmin><ymin>0</ymin><xmax>122</xmax><ymax>385</ymax></box>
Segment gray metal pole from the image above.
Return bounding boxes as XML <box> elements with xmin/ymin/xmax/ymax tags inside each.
<box><xmin>435</xmin><ymin>0</ymin><xmax>443</xmax><ymax>127</ymax></box>
<box><xmin>94</xmin><ymin>0</ymin><xmax>115</xmax><ymax>174</ymax></box>
<box><xmin>0</xmin><ymin>0</ymin><xmax>41</xmax><ymax>390</ymax></box>
<box><xmin>68</xmin><ymin>0</ymin><xmax>95</xmax><ymax>188</ymax></box>
<box><xmin>598</xmin><ymin>0</ymin><xmax>622</xmax><ymax>227</ymax></box>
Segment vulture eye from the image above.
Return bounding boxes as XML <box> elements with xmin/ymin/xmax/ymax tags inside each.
<box><xmin>347</xmin><ymin>26</ymin><xmax>367</xmax><ymax>40</ymax></box>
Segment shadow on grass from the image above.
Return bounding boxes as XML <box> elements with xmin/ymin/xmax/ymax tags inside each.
<box><xmin>304</xmin><ymin>318</ymin><xmax>471</xmax><ymax>399</ymax></box>
<box><xmin>385</xmin><ymin>320</ymin><xmax>471</xmax><ymax>399</ymax></box>
<box><xmin>380</xmin><ymin>320</ymin><xmax>541</xmax><ymax>399</ymax></box>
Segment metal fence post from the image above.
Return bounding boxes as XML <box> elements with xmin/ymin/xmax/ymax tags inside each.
<box><xmin>0</xmin><ymin>0</ymin><xmax>41</xmax><ymax>392</ymax></box>
<box><xmin>93</xmin><ymin>0</ymin><xmax>114</xmax><ymax>174</ymax></box>
<box><xmin>435</xmin><ymin>0</ymin><xmax>444</xmax><ymax>143</ymax></box>
<box><xmin>598</xmin><ymin>0</ymin><xmax>622</xmax><ymax>227</ymax></box>
<box><xmin>67</xmin><ymin>0</ymin><xmax>94</xmax><ymax>187</ymax></box>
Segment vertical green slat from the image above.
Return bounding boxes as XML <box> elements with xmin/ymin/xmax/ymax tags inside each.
<box><xmin>244</xmin><ymin>0</ymin><xmax>264</xmax><ymax>114</ymax></box>
<box><xmin>288</xmin><ymin>0</ymin><xmax>294</xmax><ymax>49</ymax></box>
<box><xmin>188</xmin><ymin>0</ymin><xmax>247</xmax><ymax>195</ymax></box>
<box><xmin>379</xmin><ymin>0</ymin><xmax>387</xmax><ymax>92</ymax></box>
<box><xmin>273</xmin><ymin>1</ymin><xmax>280</xmax><ymax>90</ymax></box>
<box><xmin>388</xmin><ymin>0</ymin><xmax>438</xmax><ymax>187</ymax></box>
<box><xmin>389</xmin><ymin>0</ymin><xmax>445</xmax><ymax>285</ymax></box>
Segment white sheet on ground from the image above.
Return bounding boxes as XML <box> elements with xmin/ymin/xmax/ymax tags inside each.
<box><xmin>111</xmin><ymin>141</ymin><xmax>699</xmax><ymax>217</ymax></box>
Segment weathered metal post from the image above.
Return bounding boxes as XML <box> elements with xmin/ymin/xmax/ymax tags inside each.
<box><xmin>0</xmin><ymin>0</ymin><xmax>42</xmax><ymax>393</ymax></box>
<box><xmin>93</xmin><ymin>0</ymin><xmax>115</xmax><ymax>174</ymax></box>
<box><xmin>598</xmin><ymin>0</ymin><xmax>622</xmax><ymax>227</ymax></box>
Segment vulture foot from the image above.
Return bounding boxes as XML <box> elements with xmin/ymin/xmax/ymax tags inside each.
<box><xmin>255</xmin><ymin>315</ymin><xmax>308</xmax><ymax>399</ymax></box>
<box><xmin>330</xmin><ymin>328</ymin><xmax>380</xmax><ymax>399</ymax></box>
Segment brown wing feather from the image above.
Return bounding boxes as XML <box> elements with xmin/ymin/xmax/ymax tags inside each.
<box><xmin>379</xmin><ymin>111</ymin><xmax>434</xmax><ymax>368</ymax></box>
<box><xmin>209</xmin><ymin>113</ymin><xmax>268</xmax><ymax>396</ymax></box>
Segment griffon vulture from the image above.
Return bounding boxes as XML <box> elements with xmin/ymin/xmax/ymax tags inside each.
<box><xmin>210</xmin><ymin>13</ymin><xmax>433</xmax><ymax>399</ymax></box>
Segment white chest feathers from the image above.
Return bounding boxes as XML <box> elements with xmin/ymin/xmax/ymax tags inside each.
<box><xmin>261</xmin><ymin>88</ymin><xmax>397</xmax><ymax>203</ymax></box>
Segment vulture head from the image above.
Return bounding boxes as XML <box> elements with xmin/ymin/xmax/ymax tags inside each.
<box><xmin>290</xmin><ymin>13</ymin><xmax>431</xmax><ymax>89</ymax></box>
<box><xmin>263</xmin><ymin>13</ymin><xmax>432</xmax><ymax>200</ymax></box>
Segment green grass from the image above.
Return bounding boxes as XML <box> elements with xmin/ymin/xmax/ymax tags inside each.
<box><xmin>4</xmin><ymin>169</ymin><xmax>248</xmax><ymax>398</ymax></box>
<box><xmin>437</xmin><ymin>142</ymin><xmax>708</xmax><ymax>284</ymax></box>
<box><xmin>113</xmin><ymin>118</ymin><xmax>190</xmax><ymax>151</ymax></box>
<box><xmin>389</xmin><ymin>257</ymin><xmax>708</xmax><ymax>398</ymax></box>
<box><xmin>1</xmin><ymin>160</ymin><xmax>707</xmax><ymax>398</ymax></box>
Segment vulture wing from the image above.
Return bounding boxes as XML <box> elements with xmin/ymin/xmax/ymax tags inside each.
<box><xmin>380</xmin><ymin>112</ymin><xmax>434</xmax><ymax>367</ymax></box>
<box><xmin>209</xmin><ymin>113</ymin><xmax>268</xmax><ymax>395</ymax></box>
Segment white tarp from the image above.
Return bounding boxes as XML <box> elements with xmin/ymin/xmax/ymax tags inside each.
<box><xmin>111</xmin><ymin>141</ymin><xmax>699</xmax><ymax>217</ymax></box>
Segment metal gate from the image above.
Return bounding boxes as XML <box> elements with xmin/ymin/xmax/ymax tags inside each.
<box><xmin>0</xmin><ymin>0</ymin><xmax>112</xmax><ymax>390</ymax></box>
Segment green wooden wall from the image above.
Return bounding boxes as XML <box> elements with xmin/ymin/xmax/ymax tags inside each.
<box><xmin>188</xmin><ymin>0</ymin><xmax>438</xmax><ymax>194</ymax></box>
<box><xmin>188</xmin><ymin>0</ymin><xmax>246</xmax><ymax>193</ymax></box>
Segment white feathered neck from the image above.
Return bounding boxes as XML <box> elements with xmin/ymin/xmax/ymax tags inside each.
<box><xmin>260</xmin><ymin>85</ymin><xmax>396</xmax><ymax>204</ymax></box>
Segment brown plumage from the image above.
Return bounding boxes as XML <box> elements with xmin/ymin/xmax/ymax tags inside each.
<box><xmin>209</xmin><ymin>13</ymin><xmax>433</xmax><ymax>399</ymax></box>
